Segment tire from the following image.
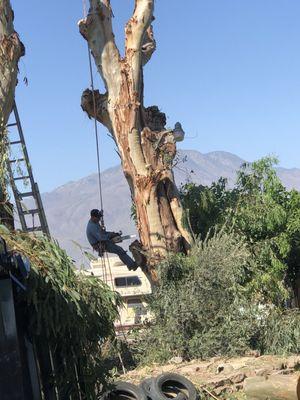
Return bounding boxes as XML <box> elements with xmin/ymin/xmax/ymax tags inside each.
<box><xmin>139</xmin><ymin>378</ymin><xmax>153</xmax><ymax>398</ymax></box>
<box><xmin>100</xmin><ymin>381</ymin><xmax>147</xmax><ymax>400</ymax></box>
<box><xmin>150</xmin><ymin>373</ymin><xmax>198</xmax><ymax>400</ymax></box>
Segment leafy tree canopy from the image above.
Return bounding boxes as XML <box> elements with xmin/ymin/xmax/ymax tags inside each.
<box><xmin>181</xmin><ymin>157</ymin><xmax>300</xmax><ymax>305</ymax></box>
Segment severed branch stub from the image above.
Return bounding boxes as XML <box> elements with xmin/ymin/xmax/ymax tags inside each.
<box><xmin>81</xmin><ymin>89</ymin><xmax>112</xmax><ymax>132</ymax></box>
<box><xmin>79</xmin><ymin>0</ymin><xmax>192</xmax><ymax>282</ymax></box>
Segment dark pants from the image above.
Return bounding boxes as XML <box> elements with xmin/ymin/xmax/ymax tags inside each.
<box><xmin>104</xmin><ymin>240</ymin><xmax>136</xmax><ymax>270</ymax></box>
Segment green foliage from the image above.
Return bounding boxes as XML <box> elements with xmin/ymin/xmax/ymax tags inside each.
<box><xmin>131</xmin><ymin>157</ymin><xmax>300</xmax><ymax>365</ymax></box>
<box><xmin>260</xmin><ymin>309</ymin><xmax>300</xmax><ymax>354</ymax></box>
<box><xmin>0</xmin><ymin>226</ymin><xmax>120</xmax><ymax>398</ymax></box>
<box><xmin>132</xmin><ymin>232</ymin><xmax>262</xmax><ymax>364</ymax></box>
<box><xmin>181</xmin><ymin>156</ymin><xmax>300</xmax><ymax>305</ymax></box>
<box><xmin>130</xmin><ymin>202</ymin><xmax>137</xmax><ymax>224</ymax></box>
<box><xmin>132</xmin><ymin>232</ymin><xmax>300</xmax><ymax>364</ymax></box>
<box><xmin>0</xmin><ymin>128</ymin><xmax>9</xmax><ymax>202</ymax></box>
<box><xmin>181</xmin><ymin>177</ymin><xmax>236</xmax><ymax>239</ymax></box>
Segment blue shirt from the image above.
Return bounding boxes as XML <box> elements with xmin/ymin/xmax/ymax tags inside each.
<box><xmin>86</xmin><ymin>219</ymin><xmax>109</xmax><ymax>246</ymax></box>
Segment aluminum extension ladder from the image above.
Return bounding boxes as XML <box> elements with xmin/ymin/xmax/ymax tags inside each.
<box><xmin>6</xmin><ymin>102</ymin><xmax>50</xmax><ymax>236</ymax></box>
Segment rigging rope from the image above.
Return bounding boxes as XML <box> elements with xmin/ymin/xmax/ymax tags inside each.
<box><xmin>82</xmin><ymin>2</ymin><xmax>132</xmax><ymax>355</ymax></box>
<box><xmin>82</xmin><ymin>0</ymin><xmax>104</xmax><ymax>225</ymax></box>
<box><xmin>87</xmin><ymin>47</ymin><xmax>104</xmax><ymax>219</ymax></box>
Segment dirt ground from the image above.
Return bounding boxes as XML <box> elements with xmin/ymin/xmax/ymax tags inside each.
<box><xmin>122</xmin><ymin>354</ymin><xmax>300</xmax><ymax>398</ymax></box>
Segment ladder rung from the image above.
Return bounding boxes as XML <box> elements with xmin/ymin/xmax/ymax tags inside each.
<box><xmin>22</xmin><ymin>209</ymin><xmax>39</xmax><ymax>215</ymax></box>
<box><xmin>14</xmin><ymin>176</ymin><xmax>30</xmax><ymax>182</ymax></box>
<box><xmin>9</xmin><ymin>158</ymin><xmax>25</xmax><ymax>163</ymax></box>
<box><xmin>13</xmin><ymin>175</ymin><xmax>30</xmax><ymax>181</ymax></box>
<box><xmin>9</xmin><ymin>140</ymin><xmax>22</xmax><ymax>145</ymax></box>
<box><xmin>26</xmin><ymin>227</ymin><xmax>42</xmax><ymax>232</ymax></box>
<box><xmin>18</xmin><ymin>191</ymin><xmax>34</xmax><ymax>198</ymax></box>
<box><xmin>7</xmin><ymin>122</ymin><xmax>17</xmax><ymax>127</ymax></box>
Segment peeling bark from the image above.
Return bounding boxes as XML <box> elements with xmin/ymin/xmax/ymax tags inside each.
<box><xmin>0</xmin><ymin>0</ymin><xmax>23</xmax><ymax>130</ymax></box>
<box><xmin>79</xmin><ymin>0</ymin><xmax>192</xmax><ymax>282</ymax></box>
<box><xmin>0</xmin><ymin>0</ymin><xmax>24</xmax><ymax>227</ymax></box>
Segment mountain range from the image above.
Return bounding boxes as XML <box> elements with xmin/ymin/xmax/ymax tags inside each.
<box><xmin>40</xmin><ymin>150</ymin><xmax>300</xmax><ymax>265</ymax></box>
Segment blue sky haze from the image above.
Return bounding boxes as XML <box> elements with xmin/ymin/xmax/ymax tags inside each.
<box><xmin>11</xmin><ymin>0</ymin><xmax>300</xmax><ymax>192</ymax></box>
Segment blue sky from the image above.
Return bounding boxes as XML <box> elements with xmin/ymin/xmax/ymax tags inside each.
<box><xmin>11</xmin><ymin>0</ymin><xmax>300</xmax><ymax>192</ymax></box>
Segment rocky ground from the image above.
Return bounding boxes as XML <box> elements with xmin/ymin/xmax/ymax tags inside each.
<box><xmin>122</xmin><ymin>354</ymin><xmax>300</xmax><ymax>398</ymax></box>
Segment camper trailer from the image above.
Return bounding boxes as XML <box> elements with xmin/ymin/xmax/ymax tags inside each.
<box><xmin>82</xmin><ymin>257</ymin><xmax>152</xmax><ymax>331</ymax></box>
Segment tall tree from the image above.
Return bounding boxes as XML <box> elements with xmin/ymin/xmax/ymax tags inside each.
<box><xmin>79</xmin><ymin>0</ymin><xmax>192</xmax><ymax>280</ymax></box>
<box><xmin>0</xmin><ymin>0</ymin><xmax>24</xmax><ymax>226</ymax></box>
<box><xmin>181</xmin><ymin>157</ymin><xmax>300</xmax><ymax>307</ymax></box>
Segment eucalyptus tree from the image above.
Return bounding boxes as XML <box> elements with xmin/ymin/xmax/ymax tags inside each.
<box><xmin>79</xmin><ymin>1</ymin><xmax>192</xmax><ymax>280</ymax></box>
<box><xmin>0</xmin><ymin>0</ymin><xmax>24</xmax><ymax>225</ymax></box>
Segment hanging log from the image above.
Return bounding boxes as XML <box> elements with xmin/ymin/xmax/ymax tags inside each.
<box><xmin>244</xmin><ymin>375</ymin><xmax>300</xmax><ymax>400</ymax></box>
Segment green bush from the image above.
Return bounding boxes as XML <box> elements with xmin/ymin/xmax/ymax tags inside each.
<box><xmin>260</xmin><ymin>309</ymin><xmax>300</xmax><ymax>354</ymax></box>
<box><xmin>181</xmin><ymin>157</ymin><xmax>300</xmax><ymax>305</ymax></box>
<box><xmin>132</xmin><ymin>231</ymin><xmax>263</xmax><ymax>364</ymax></box>
<box><xmin>132</xmin><ymin>230</ymin><xmax>300</xmax><ymax>364</ymax></box>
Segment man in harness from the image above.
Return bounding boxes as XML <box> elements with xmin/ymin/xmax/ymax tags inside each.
<box><xmin>86</xmin><ymin>209</ymin><xmax>137</xmax><ymax>271</ymax></box>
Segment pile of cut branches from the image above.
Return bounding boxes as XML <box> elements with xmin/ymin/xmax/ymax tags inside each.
<box><xmin>0</xmin><ymin>225</ymin><xmax>120</xmax><ymax>397</ymax></box>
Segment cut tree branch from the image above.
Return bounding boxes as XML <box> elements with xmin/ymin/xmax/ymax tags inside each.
<box><xmin>125</xmin><ymin>0</ymin><xmax>154</xmax><ymax>92</ymax></box>
<box><xmin>142</xmin><ymin>25</ymin><xmax>156</xmax><ymax>66</ymax></box>
<box><xmin>78</xmin><ymin>0</ymin><xmax>121</xmax><ymax>98</ymax></box>
<box><xmin>81</xmin><ymin>88</ymin><xmax>112</xmax><ymax>132</ymax></box>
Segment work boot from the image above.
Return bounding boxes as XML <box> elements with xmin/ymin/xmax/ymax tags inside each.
<box><xmin>128</xmin><ymin>262</ymin><xmax>138</xmax><ymax>271</ymax></box>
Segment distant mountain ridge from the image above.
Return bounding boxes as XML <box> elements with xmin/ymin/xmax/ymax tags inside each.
<box><xmin>40</xmin><ymin>150</ymin><xmax>300</xmax><ymax>264</ymax></box>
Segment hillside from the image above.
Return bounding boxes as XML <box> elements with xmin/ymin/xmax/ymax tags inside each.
<box><xmin>40</xmin><ymin>150</ymin><xmax>300</xmax><ymax>264</ymax></box>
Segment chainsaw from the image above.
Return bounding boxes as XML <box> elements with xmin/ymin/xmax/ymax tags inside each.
<box><xmin>111</xmin><ymin>232</ymin><xmax>136</xmax><ymax>243</ymax></box>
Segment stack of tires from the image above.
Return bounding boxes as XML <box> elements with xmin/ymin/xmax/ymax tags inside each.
<box><xmin>100</xmin><ymin>373</ymin><xmax>199</xmax><ymax>399</ymax></box>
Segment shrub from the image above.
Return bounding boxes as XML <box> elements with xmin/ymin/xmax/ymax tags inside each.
<box><xmin>181</xmin><ymin>157</ymin><xmax>300</xmax><ymax>305</ymax></box>
<box><xmin>132</xmin><ymin>231</ymin><xmax>262</xmax><ymax>364</ymax></box>
<box><xmin>260</xmin><ymin>309</ymin><xmax>300</xmax><ymax>354</ymax></box>
<box><xmin>132</xmin><ymin>230</ymin><xmax>300</xmax><ymax>364</ymax></box>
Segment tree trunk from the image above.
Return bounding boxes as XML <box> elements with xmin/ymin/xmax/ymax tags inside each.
<box><xmin>0</xmin><ymin>0</ymin><xmax>24</xmax><ymax>227</ymax></box>
<box><xmin>244</xmin><ymin>375</ymin><xmax>300</xmax><ymax>400</ymax></box>
<box><xmin>79</xmin><ymin>0</ymin><xmax>192</xmax><ymax>281</ymax></box>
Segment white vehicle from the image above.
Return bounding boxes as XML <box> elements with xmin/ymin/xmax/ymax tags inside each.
<box><xmin>82</xmin><ymin>257</ymin><xmax>152</xmax><ymax>331</ymax></box>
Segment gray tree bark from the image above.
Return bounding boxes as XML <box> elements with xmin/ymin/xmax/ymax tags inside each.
<box><xmin>0</xmin><ymin>0</ymin><xmax>24</xmax><ymax>227</ymax></box>
<box><xmin>79</xmin><ymin>0</ymin><xmax>192</xmax><ymax>282</ymax></box>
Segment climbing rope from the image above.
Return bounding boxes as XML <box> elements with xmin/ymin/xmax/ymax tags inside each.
<box><xmin>82</xmin><ymin>0</ymin><xmax>104</xmax><ymax>226</ymax></box>
<box><xmin>82</xmin><ymin>1</ymin><xmax>129</xmax><ymax>353</ymax></box>
<box><xmin>87</xmin><ymin>47</ymin><xmax>104</xmax><ymax>220</ymax></box>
